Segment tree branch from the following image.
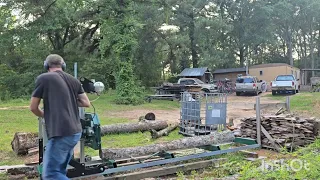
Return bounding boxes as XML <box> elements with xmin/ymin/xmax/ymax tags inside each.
<box><xmin>47</xmin><ymin>32</ymin><xmax>56</xmax><ymax>49</ymax></box>
<box><xmin>62</xmin><ymin>26</ymin><xmax>70</xmax><ymax>45</ymax></box>
<box><xmin>42</xmin><ymin>0</ymin><xmax>58</xmax><ymax>16</ymax></box>
<box><xmin>64</xmin><ymin>35</ymin><xmax>79</xmax><ymax>46</ymax></box>
<box><xmin>154</xmin><ymin>29</ymin><xmax>171</xmax><ymax>46</ymax></box>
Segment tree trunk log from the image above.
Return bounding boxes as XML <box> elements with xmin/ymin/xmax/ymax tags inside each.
<box><xmin>11</xmin><ymin>132</ymin><xmax>39</xmax><ymax>155</ymax></box>
<box><xmin>150</xmin><ymin>123</ymin><xmax>179</xmax><ymax>139</ymax></box>
<box><xmin>100</xmin><ymin>130</ymin><xmax>235</xmax><ymax>159</ymax></box>
<box><xmin>11</xmin><ymin>121</ymin><xmax>169</xmax><ymax>155</ymax></box>
<box><xmin>100</xmin><ymin>120</ymin><xmax>168</xmax><ymax>135</ymax></box>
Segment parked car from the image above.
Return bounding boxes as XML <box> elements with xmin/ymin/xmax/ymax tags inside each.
<box><xmin>177</xmin><ymin>78</ymin><xmax>218</xmax><ymax>93</ymax></box>
<box><xmin>271</xmin><ymin>75</ymin><xmax>300</xmax><ymax>95</ymax></box>
<box><xmin>235</xmin><ymin>76</ymin><xmax>264</xmax><ymax>96</ymax></box>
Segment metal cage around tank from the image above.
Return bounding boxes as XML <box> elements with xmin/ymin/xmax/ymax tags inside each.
<box><xmin>179</xmin><ymin>92</ymin><xmax>228</xmax><ymax>136</ymax></box>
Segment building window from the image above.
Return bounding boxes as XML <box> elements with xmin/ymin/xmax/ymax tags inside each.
<box><xmin>260</xmin><ymin>71</ymin><xmax>263</xmax><ymax>75</ymax></box>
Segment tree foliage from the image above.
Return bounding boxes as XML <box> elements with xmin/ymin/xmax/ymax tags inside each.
<box><xmin>1</xmin><ymin>0</ymin><xmax>320</xmax><ymax>102</ymax></box>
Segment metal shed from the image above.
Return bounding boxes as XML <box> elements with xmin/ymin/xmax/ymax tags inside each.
<box><xmin>178</xmin><ymin>67</ymin><xmax>212</xmax><ymax>83</ymax></box>
<box><xmin>212</xmin><ymin>67</ymin><xmax>246</xmax><ymax>82</ymax></box>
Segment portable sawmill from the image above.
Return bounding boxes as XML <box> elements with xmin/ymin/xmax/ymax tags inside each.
<box><xmin>36</xmin><ymin>77</ymin><xmax>260</xmax><ymax>179</ymax></box>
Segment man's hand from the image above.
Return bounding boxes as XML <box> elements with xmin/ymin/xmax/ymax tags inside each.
<box><xmin>30</xmin><ymin>97</ymin><xmax>44</xmax><ymax>117</ymax></box>
<box><xmin>78</xmin><ymin>93</ymin><xmax>90</xmax><ymax>107</ymax></box>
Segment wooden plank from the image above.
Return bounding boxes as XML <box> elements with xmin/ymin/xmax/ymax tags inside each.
<box><xmin>260</xmin><ymin>125</ymin><xmax>281</xmax><ymax>152</ymax></box>
<box><xmin>240</xmin><ymin>150</ymin><xmax>259</xmax><ymax>158</ymax></box>
<box><xmin>103</xmin><ymin>158</ymin><xmax>226</xmax><ymax>180</ymax></box>
<box><xmin>149</xmin><ymin>94</ymin><xmax>176</xmax><ymax>97</ymax></box>
<box><xmin>0</xmin><ymin>164</ymin><xmax>35</xmax><ymax>171</ymax></box>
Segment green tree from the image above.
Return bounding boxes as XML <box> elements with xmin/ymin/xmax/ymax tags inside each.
<box><xmin>99</xmin><ymin>0</ymin><xmax>145</xmax><ymax>105</ymax></box>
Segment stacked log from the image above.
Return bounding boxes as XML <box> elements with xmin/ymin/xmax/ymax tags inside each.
<box><xmin>236</xmin><ymin>115</ymin><xmax>319</xmax><ymax>149</ymax></box>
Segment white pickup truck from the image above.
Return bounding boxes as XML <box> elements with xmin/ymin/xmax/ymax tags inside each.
<box><xmin>271</xmin><ymin>75</ymin><xmax>300</xmax><ymax>95</ymax></box>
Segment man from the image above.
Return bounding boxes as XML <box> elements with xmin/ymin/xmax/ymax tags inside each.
<box><xmin>29</xmin><ymin>54</ymin><xmax>90</xmax><ymax>179</ymax></box>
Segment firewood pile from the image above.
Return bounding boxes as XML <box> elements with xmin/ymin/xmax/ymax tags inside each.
<box><xmin>235</xmin><ymin>115</ymin><xmax>320</xmax><ymax>150</ymax></box>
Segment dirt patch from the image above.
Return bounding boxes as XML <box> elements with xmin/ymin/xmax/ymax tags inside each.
<box><xmin>107</xmin><ymin>109</ymin><xmax>181</xmax><ymax>123</ymax></box>
<box><xmin>107</xmin><ymin>92</ymin><xmax>283</xmax><ymax>126</ymax></box>
<box><xmin>227</xmin><ymin>92</ymin><xmax>284</xmax><ymax>125</ymax></box>
<box><xmin>254</xmin><ymin>149</ymin><xmax>296</xmax><ymax>160</ymax></box>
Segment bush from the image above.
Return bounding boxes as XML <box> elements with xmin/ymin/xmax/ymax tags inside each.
<box><xmin>115</xmin><ymin>61</ymin><xmax>145</xmax><ymax>105</ymax></box>
<box><xmin>167</xmin><ymin>74</ymin><xmax>180</xmax><ymax>83</ymax></box>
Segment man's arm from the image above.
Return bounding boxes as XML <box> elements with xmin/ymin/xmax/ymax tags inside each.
<box><xmin>30</xmin><ymin>97</ymin><xmax>44</xmax><ymax>117</ymax></box>
<box><xmin>77</xmin><ymin>81</ymin><xmax>90</xmax><ymax>107</ymax></box>
<box><xmin>30</xmin><ymin>76</ymin><xmax>44</xmax><ymax>117</ymax></box>
<box><xmin>78</xmin><ymin>93</ymin><xmax>90</xmax><ymax>107</ymax></box>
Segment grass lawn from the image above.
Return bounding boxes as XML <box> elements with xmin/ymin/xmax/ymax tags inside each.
<box><xmin>1</xmin><ymin>91</ymin><xmax>320</xmax><ymax>179</ymax></box>
<box><xmin>265</xmin><ymin>92</ymin><xmax>320</xmax><ymax>116</ymax></box>
<box><xmin>0</xmin><ymin>91</ymin><xmax>182</xmax><ymax>166</ymax></box>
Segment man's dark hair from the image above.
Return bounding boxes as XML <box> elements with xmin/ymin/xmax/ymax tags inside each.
<box><xmin>45</xmin><ymin>54</ymin><xmax>65</xmax><ymax>68</ymax></box>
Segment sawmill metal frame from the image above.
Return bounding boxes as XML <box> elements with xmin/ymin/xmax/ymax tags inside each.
<box><xmin>68</xmin><ymin>137</ymin><xmax>259</xmax><ymax>179</ymax></box>
<box><xmin>37</xmin><ymin>106</ymin><xmax>259</xmax><ymax>180</ymax></box>
<box><xmin>179</xmin><ymin>92</ymin><xmax>227</xmax><ymax>136</ymax></box>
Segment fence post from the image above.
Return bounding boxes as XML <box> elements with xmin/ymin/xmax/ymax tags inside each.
<box><xmin>286</xmin><ymin>96</ymin><xmax>291</xmax><ymax>113</ymax></box>
<box><xmin>256</xmin><ymin>96</ymin><xmax>261</xmax><ymax>147</ymax></box>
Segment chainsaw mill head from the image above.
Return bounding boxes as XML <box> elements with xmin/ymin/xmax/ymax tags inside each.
<box><xmin>80</xmin><ymin>77</ymin><xmax>95</xmax><ymax>93</ymax></box>
<box><xmin>79</xmin><ymin>77</ymin><xmax>105</xmax><ymax>95</ymax></box>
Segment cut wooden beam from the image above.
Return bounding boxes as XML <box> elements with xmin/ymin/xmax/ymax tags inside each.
<box><xmin>27</xmin><ymin>147</ymin><xmax>39</xmax><ymax>155</ymax></box>
<box><xmin>275</xmin><ymin>107</ymin><xmax>284</xmax><ymax>115</ymax></box>
<box><xmin>240</xmin><ymin>150</ymin><xmax>259</xmax><ymax>158</ymax></box>
<box><xmin>260</xmin><ymin>125</ymin><xmax>281</xmax><ymax>152</ymax></box>
<box><xmin>100</xmin><ymin>131</ymin><xmax>235</xmax><ymax>159</ymax></box>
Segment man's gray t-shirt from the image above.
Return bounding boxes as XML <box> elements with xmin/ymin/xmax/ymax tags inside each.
<box><xmin>32</xmin><ymin>70</ymin><xmax>84</xmax><ymax>139</ymax></box>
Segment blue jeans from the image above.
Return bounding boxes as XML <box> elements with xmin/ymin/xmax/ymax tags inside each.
<box><xmin>42</xmin><ymin>133</ymin><xmax>82</xmax><ymax>180</ymax></box>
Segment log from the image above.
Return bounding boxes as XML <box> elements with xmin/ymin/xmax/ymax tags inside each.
<box><xmin>11</xmin><ymin>132</ymin><xmax>39</xmax><ymax>155</ymax></box>
<box><xmin>100</xmin><ymin>120</ymin><xmax>168</xmax><ymax>135</ymax></box>
<box><xmin>150</xmin><ymin>123</ymin><xmax>179</xmax><ymax>139</ymax></box>
<box><xmin>100</xmin><ymin>130</ymin><xmax>235</xmax><ymax>159</ymax></box>
<box><xmin>11</xmin><ymin>121</ymin><xmax>168</xmax><ymax>155</ymax></box>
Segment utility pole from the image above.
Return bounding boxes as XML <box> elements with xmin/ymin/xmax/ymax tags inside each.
<box><xmin>246</xmin><ymin>57</ymin><xmax>249</xmax><ymax>75</ymax></box>
<box><xmin>74</xmin><ymin>62</ymin><xmax>85</xmax><ymax>162</ymax></box>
